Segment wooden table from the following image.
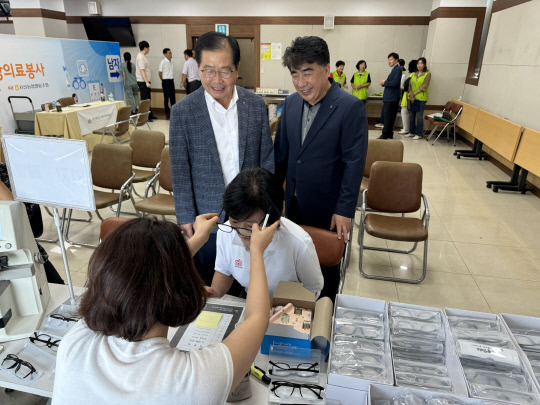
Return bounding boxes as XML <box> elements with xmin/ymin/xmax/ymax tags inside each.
<box><xmin>34</xmin><ymin>101</ymin><xmax>127</xmax><ymax>150</ymax></box>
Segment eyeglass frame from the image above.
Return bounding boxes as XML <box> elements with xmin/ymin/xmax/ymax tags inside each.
<box><xmin>199</xmin><ymin>68</ymin><xmax>236</xmax><ymax>79</ymax></box>
<box><xmin>1</xmin><ymin>354</ymin><xmax>37</xmax><ymax>379</ymax></box>
<box><xmin>270</xmin><ymin>380</ymin><xmax>324</xmax><ymax>399</ymax></box>
<box><xmin>29</xmin><ymin>332</ymin><xmax>61</xmax><ymax>350</ymax></box>
<box><xmin>268</xmin><ymin>361</ymin><xmax>320</xmax><ymax>376</ymax></box>
<box><xmin>49</xmin><ymin>313</ymin><xmax>80</xmax><ymax>323</ymax></box>
<box><xmin>217</xmin><ymin>208</ymin><xmax>269</xmax><ymax>238</ymax></box>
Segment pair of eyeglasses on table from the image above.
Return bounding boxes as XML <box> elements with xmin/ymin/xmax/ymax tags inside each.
<box><xmin>1</xmin><ymin>354</ymin><xmax>37</xmax><ymax>379</ymax></box>
<box><xmin>270</xmin><ymin>380</ymin><xmax>324</xmax><ymax>400</ymax></box>
<box><xmin>29</xmin><ymin>332</ymin><xmax>61</xmax><ymax>352</ymax></box>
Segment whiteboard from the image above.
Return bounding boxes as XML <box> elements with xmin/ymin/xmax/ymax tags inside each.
<box><xmin>1</xmin><ymin>135</ymin><xmax>96</xmax><ymax>211</ymax></box>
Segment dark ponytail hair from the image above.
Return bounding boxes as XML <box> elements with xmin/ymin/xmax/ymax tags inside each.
<box><xmin>124</xmin><ymin>52</ymin><xmax>132</xmax><ymax>73</ymax></box>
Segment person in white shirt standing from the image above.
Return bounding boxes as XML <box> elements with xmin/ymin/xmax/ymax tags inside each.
<box><xmin>182</xmin><ymin>49</ymin><xmax>201</xmax><ymax>95</ymax></box>
<box><xmin>159</xmin><ymin>48</ymin><xmax>175</xmax><ymax>119</ymax></box>
<box><xmin>135</xmin><ymin>40</ymin><xmax>156</xmax><ymax>121</ymax></box>
<box><xmin>206</xmin><ymin>168</ymin><xmax>324</xmax><ymax>299</ymax></box>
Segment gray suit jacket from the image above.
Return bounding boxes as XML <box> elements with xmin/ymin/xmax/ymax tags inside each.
<box><xmin>169</xmin><ymin>86</ymin><xmax>274</xmax><ymax>225</ymax></box>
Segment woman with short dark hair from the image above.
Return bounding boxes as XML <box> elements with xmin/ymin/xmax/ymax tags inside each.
<box><xmin>409</xmin><ymin>57</ymin><xmax>431</xmax><ymax>140</ymax></box>
<box><xmin>52</xmin><ymin>214</ymin><xmax>278</xmax><ymax>405</ymax></box>
<box><xmin>351</xmin><ymin>60</ymin><xmax>371</xmax><ymax>103</ymax></box>
<box><xmin>206</xmin><ymin>168</ymin><xmax>324</xmax><ymax>299</ymax></box>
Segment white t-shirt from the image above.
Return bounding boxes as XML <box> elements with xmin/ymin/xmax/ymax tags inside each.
<box><xmin>135</xmin><ymin>52</ymin><xmax>151</xmax><ymax>82</ymax></box>
<box><xmin>159</xmin><ymin>58</ymin><xmax>174</xmax><ymax>80</ymax></box>
<box><xmin>182</xmin><ymin>57</ymin><xmax>200</xmax><ymax>82</ymax></box>
<box><xmin>204</xmin><ymin>87</ymin><xmax>240</xmax><ymax>186</ymax></box>
<box><xmin>52</xmin><ymin>321</ymin><xmax>233</xmax><ymax>405</ymax></box>
<box><xmin>215</xmin><ymin>217</ymin><xmax>324</xmax><ymax>298</ymax></box>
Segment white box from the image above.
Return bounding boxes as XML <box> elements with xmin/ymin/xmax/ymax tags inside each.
<box><xmin>326</xmin><ymin>384</ymin><xmax>368</xmax><ymax>405</ymax></box>
<box><xmin>445</xmin><ymin>308</ymin><xmax>540</xmax><ymax>403</ymax></box>
<box><xmin>389</xmin><ymin>302</ymin><xmax>468</xmax><ymax>396</ymax></box>
<box><xmin>500</xmin><ymin>313</ymin><xmax>540</xmax><ymax>392</ymax></box>
<box><xmin>368</xmin><ymin>383</ymin><xmax>488</xmax><ymax>404</ymax></box>
<box><xmin>327</xmin><ymin>294</ymin><xmax>393</xmax><ymax>392</ymax></box>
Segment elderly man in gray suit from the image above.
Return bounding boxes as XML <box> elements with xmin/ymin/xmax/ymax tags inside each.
<box><xmin>169</xmin><ymin>31</ymin><xmax>274</xmax><ymax>286</ymax></box>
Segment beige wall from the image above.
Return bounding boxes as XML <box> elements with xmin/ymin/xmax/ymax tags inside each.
<box><xmin>261</xmin><ymin>24</ymin><xmax>429</xmax><ymax>95</ymax></box>
<box><xmin>463</xmin><ymin>1</ymin><xmax>540</xmax><ymax>132</ymax></box>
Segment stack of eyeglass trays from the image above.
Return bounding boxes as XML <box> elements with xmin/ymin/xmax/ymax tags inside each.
<box><xmin>267</xmin><ymin>345</ymin><xmax>326</xmax><ymax>404</ymax></box>
<box><xmin>446</xmin><ymin>308</ymin><xmax>540</xmax><ymax>404</ymax></box>
<box><xmin>328</xmin><ymin>299</ymin><xmax>393</xmax><ymax>388</ymax></box>
<box><xmin>0</xmin><ymin>304</ymin><xmax>80</xmax><ymax>384</ymax></box>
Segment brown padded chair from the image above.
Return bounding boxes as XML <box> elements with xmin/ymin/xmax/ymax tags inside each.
<box><xmin>100</xmin><ymin>217</ymin><xmax>132</xmax><ymax>241</ymax></box>
<box><xmin>57</xmin><ymin>96</ymin><xmax>76</xmax><ymax>107</ymax></box>
<box><xmin>299</xmin><ymin>224</ymin><xmax>347</xmax><ymax>295</ymax></box>
<box><xmin>425</xmin><ymin>103</ymin><xmax>463</xmax><ymax>146</ymax></box>
<box><xmin>358</xmin><ymin>161</ymin><xmax>429</xmax><ymax>284</ymax></box>
<box><xmin>356</xmin><ymin>139</ymin><xmax>404</xmax><ymax>210</ymax></box>
<box><xmin>132</xmin><ymin>99</ymin><xmax>151</xmax><ymax>130</ymax></box>
<box><xmin>64</xmin><ymin>144</ymin><xmax>136</xmax><ymax>248</ymax></box>
<box><xmin>93</xmin><ymin>106</ymin><xmax>133</xmax><ymax>144</ymax></box>
<box><xmin>134</xmin><ymin>147</ymin><xmax>175</xmax><ymax>217</ymax></box>
<box><xmin>129</xmin><ymin>130</ymin><xmax>166</xmax><ymax>194</ymax></box>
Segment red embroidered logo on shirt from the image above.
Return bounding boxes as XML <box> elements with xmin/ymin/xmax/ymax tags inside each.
<box><xmin>235</xmin><ymin>259</ymin><xmax>243</xmax><ymax>268</ymax></box>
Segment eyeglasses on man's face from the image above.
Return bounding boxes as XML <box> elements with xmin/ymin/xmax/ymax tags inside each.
<box><xmin>200</xmin><ymin>68</ymin><xmax>235</xmax><ymax>79</ymax></box>
<box><xmin>217</xmin><ymin>209</ymin><xmax>267</xmax><ymax>238</ymax></box>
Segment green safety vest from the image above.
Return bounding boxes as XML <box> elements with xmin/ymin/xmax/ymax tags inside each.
<box><xmin>410</xmin><ymin>71</ymin><xmax>430</xmax><ymax>101</ymax></box>
<box><xmin>352</xmin><ymin>71</ymin><xmax>370</xmax><ymax>100</ymax></box>
<box><xmin>332</xmin><ymin>70</ymin><xmax>346</xmax><ymax>87</ymax></box>
<box><xmin>401</xmin><ymin>73</ymin><xmax>413</xmax><ymax>107</ymax></box>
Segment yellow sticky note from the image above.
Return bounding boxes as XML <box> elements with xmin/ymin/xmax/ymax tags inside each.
<box><xmin>194</xmin><ymin>311</ymin><xmax>222</xmax><ymax>329</ymax></box>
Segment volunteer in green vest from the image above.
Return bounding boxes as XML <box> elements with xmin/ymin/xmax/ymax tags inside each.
<box><xmin>350</xmin><ymin>60</ymin><xmax>371</xmax><ymax>103</ymax></box>
<box><xmin>408</xmin><ymin>57</ymin><xmax>431</xmax><ymax>140</ymax></box>
<box><xmin>399</xmin><ymin>59</ymin><xmax>417</xmax><ymax>136</ymax></box>
<box><xmin>330</xmin><ymin>60</ymin><xmax>348</xmax><ymax>89</ymax></box>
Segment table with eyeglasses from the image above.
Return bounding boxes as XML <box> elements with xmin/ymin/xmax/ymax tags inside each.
<box><xmin>0</xmin><ymin>284</ymin><xmax>290</xmax><ymax>403</ymax></box>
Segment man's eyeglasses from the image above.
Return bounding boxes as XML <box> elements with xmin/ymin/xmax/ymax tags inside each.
<box><xmin>217</xmin><ymin>210</ymin><xmax>266</xmax><ymax>238</ymax></box>
<box><xmin>1</xmin><ymin>354</ymin><xmax>36</xmax><ymax>379</ymax></box>
<box><xmin>29</xmin><ymin>333</ymin><xmax>61</xmax><ymax>352</ymax></box>
<box><xmin>270</xmin><ymin>381</ymin><xmax>324</xmax><ymax>400</ymax></box>
<box><xmin>269</xmin><ymin>361</ymin><xmax>319</xmax><ymax>378</ymax></box>
<box><xmin>200</xmin><ymin>69</ymin><xmax>235</xmax><ymax>79</ymax></box>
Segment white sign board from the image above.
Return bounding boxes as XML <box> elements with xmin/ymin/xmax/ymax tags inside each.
<box><xmin>1</xmin><ymin>135</ymin><xmax>96</xmax><ymax>211</ymax></box>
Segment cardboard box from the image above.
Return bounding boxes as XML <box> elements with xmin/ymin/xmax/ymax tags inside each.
<box><xmin>500</xmin><ymin>313</ymin><xmax>540</xmax><ymax>392</ymax></box>
<box><xmin>327</xmin><ymin>294</ymin><xmax>393</xmax><ymax>393</ymax></box>
<box><xmin>260</xmin><ymin>281</ymin><xmax>333</xmax><ymax>355</ymax></box>
<box><xmin>389</xmin><ymin>302</ymin><xmax>468</xmax><ymax>397</ymax></box>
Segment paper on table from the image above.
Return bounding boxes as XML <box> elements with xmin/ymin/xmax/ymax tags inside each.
<box><xmin>194</xmin><ymin>311</ymin><xmax>222</xmax><ymax>329</ymax></box>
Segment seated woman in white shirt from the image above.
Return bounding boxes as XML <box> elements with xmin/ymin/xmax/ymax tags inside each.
<box><xmin>52</xmin><ymin>214</ymin><xmax>278</xmax><ymax>405</ymax></box>
<box><xmin>206</xmin><ymin>168</ymin><xmax>324</xmax><ymax>299</ymax></box>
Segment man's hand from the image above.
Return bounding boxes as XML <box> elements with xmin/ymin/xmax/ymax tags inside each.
<box><xmin>330</xmin><ymin>214</ymin><xmax>352</xmax><ymax>243</ymax></box>
<box><xmin>379</xmin><ymin>79</ymin><xmax>385</xmax><ymax>86</ymax></box>
<box><xmin>146</xmin><ymin>82</ymin><xmax>151</xmax><ymax>88</ymax></box>
<box><xmin>192</xmin><ymin>213</ymin><xmax>219</xmax><ymax>241</ymax></box>
<box><xmin>204</xmin><ymin>286</ymin><xmax>219</xmax><ymax>298</ymax></box>
<box><xmin>180</xmin><ymin>222</ymin><xmax>195</xmax><ymax>237</ymax></box>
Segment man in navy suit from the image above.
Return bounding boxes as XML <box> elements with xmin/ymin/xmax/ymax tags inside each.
<box><xmin>274</xmin><ymin>36</ymin><xmax>368</xmax><ymax>300</ymax></box>
<box><xmin>378</xmin><ymin>52</ymin><xmax>402</xmax><ymax>139</ymax></box>
<box><xmin>169</xmin><ymin>31</ymin><xmax>274</xmax><ymax>286</ymax></box>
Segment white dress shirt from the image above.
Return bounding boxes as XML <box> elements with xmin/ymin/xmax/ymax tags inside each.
<box><xmin>215</xmin><ymin>217</ymin><xmax>324</xmax><ymax>298</ymax></box>
<box><xmin>182</xmin><ymin>57</ymin><xmax>200</xmax><ymax>82</ymax></box>
<box><xmin>158</xmin><ymin>58</ymin><xmax>174</xmax><ymax>79</ymax></box>
<box><xmin>135</xmin><ymin>52</ymin><xmax>151</xmax><ymax>82</ymax></box>
<box><xmin>204</xmin><ymin>87</ymin><xmax>240</xmax><ymax>186</ymax></box>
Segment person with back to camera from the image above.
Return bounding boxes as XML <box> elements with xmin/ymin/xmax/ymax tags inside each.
<box><xmin>350</xmin><ymin>60</ymin><xmax>371</xmax><ymax>103</ymax></box>
<box><xmin>206</xmin><ymin>168</ymin><xmax>324</xmax><ymax>299</ymax></box>
<box><xmin>399</xmin><ymin>59</ymin><xmax>417</xmax><ymax>136</ymax></box>
<box><xmin>408</xmin><ymin>57</ymin><xmax>431</xmax><ymax>140</ymax></box>
<box><xmin>52</xmin><ymin>213</ymin><xmax>279</xmax><ymax>405</ymax></box>
<box><xmin>120</xmin><ymin>52</ymin><xmax>139</xmax><ymax>114</ymax></box>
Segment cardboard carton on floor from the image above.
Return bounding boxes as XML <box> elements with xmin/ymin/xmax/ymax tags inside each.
<box><xmin>260</xmin><ymin>281</ymin><xmax>333</xmax><ymax>355</ymax></box>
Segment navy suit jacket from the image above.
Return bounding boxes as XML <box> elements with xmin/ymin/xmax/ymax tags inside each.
<box><xmin>382</xmin><ymin>64</ymin><xmax>402</xmax><ymax>102</ymax></box>
<box><xmin>169</xmin><ymin>86</ymin><xmax>274</xmax><ymax>225</ymax></box>
<box><xmin>274</xmin><ymin>82</ymin><xmax>368</xmax><ymax>230</ymax></box>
